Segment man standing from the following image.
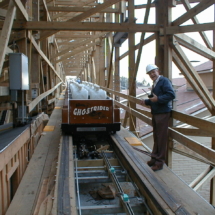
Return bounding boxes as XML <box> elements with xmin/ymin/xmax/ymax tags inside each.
<box><xmin>141</xmin><ymin>64</ymin><xmax>175</xmax><ymax>171</ymax></box>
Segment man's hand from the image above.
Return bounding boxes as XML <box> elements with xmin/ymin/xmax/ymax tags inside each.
<box><xmin>149</xmin><ymin>93</ymin><xmax>158</xmax><ymax>102</ymax></box>
<box><xmin>140</xmin><ymin>99</ymin><xmax>145</xmax><ymax>105</ymax></box>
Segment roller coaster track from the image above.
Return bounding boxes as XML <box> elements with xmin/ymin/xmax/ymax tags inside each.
<box><xmin>57</xmin><ymin>133</ymin><xmax>193</xmax><ymax>215</ymax></box>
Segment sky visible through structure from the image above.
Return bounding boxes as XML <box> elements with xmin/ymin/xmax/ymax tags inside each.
<box><xmin>119</xmin><ymin>1</ymin><xmax>214</xmax><ymax>85</ymax></box>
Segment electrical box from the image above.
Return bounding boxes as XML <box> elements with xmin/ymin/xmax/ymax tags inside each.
<box><xmin>9</xmin><ymin>53</ymin><xmax>29</xmax><ymax>90</ymax></box>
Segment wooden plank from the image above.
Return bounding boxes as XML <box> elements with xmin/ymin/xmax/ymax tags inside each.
<box><xmin>119</xmin><ymin>34</ymin><xmax>155</xmax><ymax>60</ymax></box>
<box><xmin>124</xmin><ymin>137</ymin><xmax>143</xmax><ymax>146</ymax></box>
<box><xmin>106</xmin><ymin>35</ymin><xmax>114</xmax><ymax>89</ymax></box>
<box><xmin>172</xmin><ymin>110</ymin><xmax>215</xmax><ymax>134</ymax></box>
<box><xmin>41</xmin><ymin>0</ymin><xmax>51</xmax><ymax>21</ymax></box>
<box><xmin>51</xmin><ymin>138</ymin><xmax>62</xmax><ymax>215</ymax></box>
<box><xmin>28</xmin><ymin>82</ymin><xmax>62</xmax><ymax>112</ymax></box>
<box><xmin>55</xmin><ymin>41</ymin><xmax>97</xmax><ymax>63</ymax></box>
<box><xmin>172</xmin><ymin>127</ymin><xmax>215</xmax><ymax>137</ymax></box>
<box><xmin>0</xmin><ymin>0</ymin><xmax>16</xmax><ymax>76</ymax></box>
<box><xmin>114</xmin><ymin>100</ymin><xmax>152</xmax><ymax>126</ymax></box>
<box><xmin>167</xmin><ymin>22</ymin><xmax>215</xmax><ymax>34</ymax></box>
<box><xmin>8</xmin><ymin>21</ymin><xmax>159</xmax><ymax>32</ymax></box>
<box><xmin>51</xmin><ymin>32</ymin><xmax>107</xmax><ymax>59</ymax></box>
<box><xmin>172</xmin><ymin>0</ymin><xmax>214</xmax><ymax>26</ymax></box>
<box><xmin>50</xmin><ymin>0</ymin><xmax>97</xmax><ymax>21</ymax></box>
<box><xmin>172</xmin><ymin>44</ymin><xmax>215</xmax><ymax>113</ymax></box>
<box><xmin>194</xmin><ymin>168</ymin><xmax>215</xmax><ymax>191</ymax></box>
<box><xmin>172</xmin><ymin>50</ymin><xmax>212</xmax><ymax>111</ymax></box>
<box><xmin>40</xmin><ymin>0</ymin><xmax>124</xmax><ymax>39</ymax></box>
<box><xmin>123</xmin><ymin>136</ymin><xmax>212</xmax><ymax>214</ymax></box>
<box><xmin>6</xmin><ymin>161</ymin><xmax>19</xmax><ymax>181</ymax></box>
<box><xmin>112</xmin><ymin>131</ymin><xmax>182</xmax><ymax>214</ymax></box>
<box><xmin>48</xmin><ymin>6</ymin><xmax>119</xmax><ymax>13</ymax></box>
<box><xmin>6</xmin><ymin>98</ymin><xmax>64</xmax><ymax>215</ymax></box>
<box><xmin>211</xmin><ymin>4</ymin><xmax>215</xmax><ymax>205</ymax></box>
<box><xmin>175</xmin><ymin>33</ymin><xmax>215</xmax><ymax>60</ymax></box>
<box><xmin>189</xmin><ymin>166</ymin><xmax>212</xmax><ymax>188</ymax></box>
<box><xmin>181</xmin><ymin>0</ymin><xmax>212</xmax><ymax>49</ymax></box>
<box><xmin>43</xmin><ymin>126</ymin><xmax>55</xmax><ymax>132</ymax></box>
<box><xmin>13</xmin><ymin>0</ymin><xmax>29</xmax><ymax>21</ymax></box>
<box><xmin>134</xmin><ymin>0</ymin><xmax>151</xmax><ymax>75</ymax></box>
<box><xmin>169</xmin><ymin>128</ymin><xmax>215</xmax><ymax>163</ymax></box>
<box><xmin>33</xmin><ymin>179</ymin><xmax>49</xmax><ymax>215</ymax></box>
<box><xmin>27</xmin><ymin>31</ymin><xmax>64</xmax><ymax>82</ymax></box>
<box><xmin>100</xmin><ymin>86</ymin><xmax>150</xmax><ymax>110</ymax></box>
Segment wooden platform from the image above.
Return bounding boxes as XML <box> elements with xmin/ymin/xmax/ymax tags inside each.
<box><xmin>6</xmin><ymin>98</ymin><xmax>64</xmax><ymax>215</ymax></box>
<box><xmin>5</xmin><ymin>106</ymin><xmax>215</xmax><ymax>214</ymax></box>
<box><xmin>112</xmin><ymin>127</ymin><xmax>215</xmax><ymax>215</ymax></box>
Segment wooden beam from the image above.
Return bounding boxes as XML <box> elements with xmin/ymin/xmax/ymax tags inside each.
<box><xmin>190</xmin><ymin>166</ymin><xmax>212</xmax><ymax>188</ymax></box>
<box><xmin>172</xmin><ymin>50</ymin><xmax>213</xmax><ymax>112</ymax></box>
<box><xmin>27</xmin><ymin>31</ymin><xmax>64</xmax><ymax>82</ymax></box>
<box><xmin>172</xmin><ymin>110</ymin><xmax>215</xmax><ymax>134</ymax></box>
<box><xmin>41</xmin><ymin>0</ymin><xmax>51</xmax><ymax>21</ymax></box>
<box><xmin>172</xmin><ymin>0</ymin><xmax>214</xmax><ymax>26</ymax></box>
<box><xmin>6</xmin><ymin>21</ymin><xmax>159</xmax><ymax>32</ymax></box>
<box><xmin>100</xmin><ymin>86</ymin><xmax>150</xmax><ymax>110</ymax></box>
<box><xmin>28</xmin><ymin>82</ymin><xmax>62</xmax><ymax>112</ymax></box>
<box><xmin>7</xmin><ymin>161</ymin><xmax>19</xmax><ymax>181</ymax></box>
<box><xmin>114</xmin><ymin>100</ymin><xmax>152</xmax><ymax>126</ymax></box>
<box><xmin>106</xmin><ymin>35</ymin><xmax>114</xmax><ymax>89</ymax></box>
<box><xmin>52</xmin><ymin>32</ymin><xmax>107</xmax><ymax>59</ymax></box>
<box><xmin>181</xmin><ymin>0</ymin><xmax>212</xmax><ymax>49</ymax></box>
<box><xmin>47</xmin><ymin>6</ymin><xmax>119</xmax><ymax>13</ymax></box>
<box><xmin>134</xmin><ymin>0</ymin><xmax>151</xmax><ymax>83</ymax></box>
<box><xmin>193</xmin><ymin>168</ymin><xmax>215</xmax><ymax>191</ymax></box>
<box><xmin>172</xmin><ymin>127</ymin><xmax>215</xmax><ymax>137</ymax></box>
<box><xmin>119</xmin><ymin>34</ymin><xmax>155</xmax><ymax>60</ymax></box>
<box><xmin>175</xmin><ymin>33</ymin><xmax>215</xmax><ymax>60</ymax></box>
<box><xmin>55</xmin><ymin>41</ymin><xmax>98</xmax><ymax>63</ymax></box>
<box><xmin>40</xmin><ymin>0</ymin><xmax>124</xmax><ymax>39</ymax></box>
<box><xmin>0</xmin><ymin>0</ymin><xmax>16</xmax><ymax>76</ymax></box>
<box><xmin>169</xmin><ymin>128</ymin><xmax>215</xmax><ymax>164</ymax></box>
<box><xmin>13</xmin><ymin>0</ymin><xmax>29</xmax><ymax>21</ymax></box>
<box><xmin>167</xmin><ymin>22</ymin><xmax>215</xmax><ymax>34</ymax></box>
<box><xmin>51</xmin><ymin>0</ymin><xmax>97</xmax><ymax>20</ymax></box>
<box><xmin>172</xmin><ymin>43</ymin><xmax>215</xmax><ymax>114</ymax></box>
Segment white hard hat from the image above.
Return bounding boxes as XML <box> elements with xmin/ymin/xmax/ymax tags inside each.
<box><xmin>146</xmin><ymin>64</ymin><xmax>158</xmax><ymax>73</ymax></box>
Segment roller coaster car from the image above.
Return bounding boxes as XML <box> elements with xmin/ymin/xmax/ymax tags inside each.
<box><xmin>61</xmin><ymin>99</ymin><xmax>121</xmax><ymax>134</ymax></box>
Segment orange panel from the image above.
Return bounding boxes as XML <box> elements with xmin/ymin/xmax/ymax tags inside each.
<box><xmin>69</xmin><ymin>100</ymin><xmax>113</xmax><ymax>124</ymax></box>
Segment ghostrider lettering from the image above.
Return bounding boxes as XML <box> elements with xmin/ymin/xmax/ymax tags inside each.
<box><xmin>73</xmin><ymin>106</ymin><xmax>109</xmax><ymax>116</ymax></box>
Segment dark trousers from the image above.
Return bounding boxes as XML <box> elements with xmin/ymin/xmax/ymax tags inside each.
<box><xmin>151</xmin><ymin>112</ymin><xmax>170</xmax><ymax>165</ymax></box>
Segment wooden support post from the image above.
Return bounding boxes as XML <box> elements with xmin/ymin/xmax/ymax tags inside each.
<box><xmin>210</xmin><ymin>4</ymin><xmax>215</xmax><ymax>206</ymax></box>
<box><xmin>155</xmin><ymin>0</ymin><xmax>164</xmax><ymax>72</ymax></box>
<box><xmin>99</xmin><ymin>38</ymin><xmax>106</xmax><ymax>87</ymax></box>
<box><xmin>164</xmin><ymin>0</ymin><xmax>173</xmax><ymax>168</ymax></box>
<box><xmin>29</xmin><ymin>0</ymin><xmax>40</xmax><ymax>115</ymax></box>
<box><xmin>128</xmin><ymin>0</ymin><xmax>136</xmax><ymax>133</ymax></box>
<box><xmin>114</xmin><ymin>2</ymin><xmax>121</xmax><ymax>100</ymax></box>
<box><xmin>0</xmin><ymin>0</ymin><xmax>16</xmax><ymax>76</ymax></box>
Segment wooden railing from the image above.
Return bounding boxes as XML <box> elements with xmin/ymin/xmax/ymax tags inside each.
<box><xmin>101</xmin><ymin>86</ymin><xmax>215</xmax><ymax>165</ymax></box>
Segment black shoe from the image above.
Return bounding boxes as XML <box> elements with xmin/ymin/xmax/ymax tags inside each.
<box><xmin>147</xmin><ymin>159</ymin><xmax>156</xmax><ymax>167</ymax></box>
<box><xmin>151</xmin><ymin>164</ymin><xmax>163</xmax><ymax>171</ymax></box>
